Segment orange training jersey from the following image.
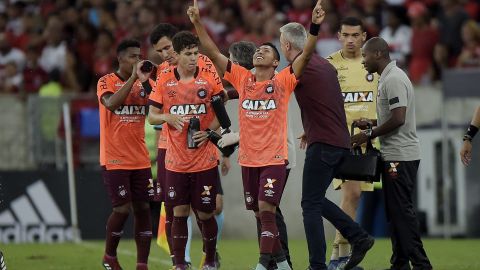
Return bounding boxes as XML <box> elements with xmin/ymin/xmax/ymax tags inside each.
<box><xmin>223</xmin><ymin>61</ymin><xmax>297</xmax><ymax>167</ymax></box>
<box><xmin>153</xmin><ymin>54</ymin><xmax>222</xmax><ymax>150</ymax></box>
<box><xmin>97</xmin><ymin>73</ymin><xmax>152</xmax><ymax>170</ymax></box>
<box><xmin>149</xmin><ymin>67</ymin><xmax>223</xmax><ymax>173</ymax></box>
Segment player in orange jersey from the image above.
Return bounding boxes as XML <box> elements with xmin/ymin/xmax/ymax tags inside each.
<box><xmin>148</xmin><ymin>31</ymin><xmax>224</xmax><ymax>270</ymax></box>
<box><xmin>97</xmin><ymin>39</ymin><xmax>155</xmax><ymax>270</ymax></box>
<box><xmin>188</xmin><ymin>1</ymin><xmax>324</xmax><ymax>269</ymax></box>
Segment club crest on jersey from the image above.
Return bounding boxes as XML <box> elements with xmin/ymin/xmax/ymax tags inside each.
<box><xmin>114</xmin><ymin>105</ymin><xmax>146</xmax><ymax>115</ymax></box>
<box><xmin>265</xmin><ymin>84</ymin><xmax>274</xmax><ymax>94</ymax></box>
<box><xmin>170</xmin><ymin>104</ymin><xmax>207</xmax><ymax>115</ymax></box>
<box><xmin>342</xmin><ymin>91</ymin><xmax>374</xmax><ymax>103</ymax></box>
<box><xmin>242</xmin><ymin>99</ymin><xmax>277</xmax><ymax>111</ymax></box>
<box><xmin>197</xmin><ymin>88</ymin><xmax>207</xmax><ymax>99</ymax></box>
<box><xmin>366</xmin><ymin>73</ymin><xmax>374</xmax><ymax>82</ymax></box>
<box><xmin>139</xmin><ymin>90</ymin><xmax>146</xmax><ymax>98</ymax></box>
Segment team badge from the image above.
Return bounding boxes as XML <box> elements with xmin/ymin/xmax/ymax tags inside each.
<box><xmin>168</xmin><ymin>187</ymin><xmax>176</xmax><ymax>199</ymax></box>
<box><xmin>168</xmin><ymin>90</ymin><xmax>176</xmax><ymax>98</ymax></box>
<box><xmin>118</xmin><ymin>185</ymin><xmax>127</xmax><ymax>198</ymax></box>
<box><xmin>197</xmin><ymin>88</ymin><xmax>207</xmax><ymax>99</ymax></box>
<box><xmin>139</xmin><ymin>90</ymin><xmax>146</xmax><ymax>98</ymax></box>
<box><xmin>265</xmin><ymin>84</ymin><xmax>274</xmax><ymax>94</ymax></box>
<box><xmin>264</xmin><ymin>178</ymin><xmax>277</xmax><ymax>189</ymax></box>
<box><xmin>366</xmin><ymin>73</ymin><xmax>374</xmax><ymax>82</ymax></box>
<box><xmin>245</xmin><ymin>193</ymin><xmax>254</xmax><ymax>205</ymax></box>
<box><xmin>388</xmin><ymin>162</ymin><xmax>399</xmax><ymax>178</ymax></box>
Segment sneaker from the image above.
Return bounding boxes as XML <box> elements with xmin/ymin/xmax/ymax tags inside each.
<box><xmin>1</xmin><ymin>251</ymin><xmax>6</xmax><ymax>270</ymax></box>
<box><xmin>327</xmin><ymin>259</ymin><xmax>339</xmax><ymax>270</ymax></box>
<box><xmin>214</xmin><ymin>251</ymin><xmax>221</xmax><ymax>268</ymax></box>
<box><xmin>343</xmin><ymin>236</ymin><xmax>374</xmax><ymax>270</ymax></box>
<box><xmin>102</xmin><ymin>255</ymin><xmax>123</xmax><ymax>270</ymax></box>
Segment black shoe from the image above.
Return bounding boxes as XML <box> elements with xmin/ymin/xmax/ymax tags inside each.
<box><xmin>344</xmin><ymin>236</ymin><xmax>374</xmax><ymax>270</ymax></box>
<box><xmin>1</xmin><ymin>251</ymin><xmax>6</xmax><ymax>270</ymax></box>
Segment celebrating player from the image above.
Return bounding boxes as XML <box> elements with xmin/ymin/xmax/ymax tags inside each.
<box><xmin>148</xmin><ymin>30</ymin><xmax>223</xmax><ymax>270</ymax></box>
<box><xmin>97</xmin><ymin>39</ymin><xmax>155</xmax><ymax>270</ymax></box>
<box><xmin>326</xmin><ymin>17</ymin><xmax>378</xmax><ymax>270</ymax></box>
<box><xmin>188</xmin><ymin>1</ymin><xmax>322</xmax><ymax>269</ymax></box>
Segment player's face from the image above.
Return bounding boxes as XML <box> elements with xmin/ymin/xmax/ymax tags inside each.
<box><xmin>338</xmin><ymin>25</ymin><xmax>366</xmax><ymax>54</ymax></box>
<box><xmin>177</xmin><ymin>46</ymin><xmax>199</xmax><ymax>73</ymax></box>
<box><xmin>361</xmin><ymin>48</ymin><xmax>377</xmax><ymax>74</ymax></box>
<box><xmin>253</xmin><ymin>45</ymin><xmax>278</xmax><ymax>68</ymax></box>
<box><xmin>153</xmin><ymin>37</ymin><xmax>178</xmax><ymax>65</ymax></box>
<box><xmin>119</xmin><ymin>47</ymin><xmax>141</xmax><ymax>73</ymax></box>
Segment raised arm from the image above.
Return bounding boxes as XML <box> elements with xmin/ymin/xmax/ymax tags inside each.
<box><xmin>187</xmin><ymin>0</ymin><xmax>229</xmax><ymax>77</ymax></box>
<box><xmin>291</xmin><ymin>0</ymin><xmax>325</xmax><ymax>78</ymax></box>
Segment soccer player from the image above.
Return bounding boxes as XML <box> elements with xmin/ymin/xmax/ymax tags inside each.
<box><xmin>222</xmin><ymin>40</ymin><xmax>295</xmax><ymax>269</ymax></box>
<box><xmin>353</xmin><ymin>37</ymin><xmax>432</xmax><ymax>270</ymax></box>
<box><xmin>326</xmin><ymin>17</ymin><xmax>378</xmax><ymax>270</ymax></box>
<box><xmin>279</xmin><ymin>18</ymin><xmax>374</xmax><ymax>270</ymax></box>
<box><xmin>97</xmin><ymin>39</ymin><xmax>155</xmax><ymax>270</ymax></box>
<box><xmin>460</xmin><ymin>106</ymin><xmax>480</xmax><ymax>166</ymax></box>
<box><xmin>147</xmin><ymin>30</ymin><xmax>223</xmax><ymax>270</ymax></box>
<box><xmin>149</xmin><ymin>23</ymin><xmax>225</xmax><ymax>268</ymax></box>
<box><xmin>188</xmin><ymin>1</ymin><xmax>323</xmax><ymax>269</ymax></box>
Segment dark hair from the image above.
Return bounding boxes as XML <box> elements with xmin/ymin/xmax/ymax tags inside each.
<box><xmin>116</xmin><ymin>39</ymin><xmax>141</xmax><ymax>55</ymax></box>
<box><xmin>229</xmin><ymin>41</ymin><xmax>257</xmax><ymax>70</ymax></box>
<box><xmin>149</xmin><ymin>23</ymin><xmax>179</xmax><ymax>45</ymax></box>
<box><xmin>98</xmin><ymin>28</ymin><xmax>114</xmax><ymax>43</ymax></box>
<box><xmin>172</xmin><ymin>31</ymin><xmax>199</xmax><ymax>54</ymax></box>
<box><xmin>340</xmin><ymin>17</ymin><xmax>365</xmax><ymax>32</ymax></box>
<box><xmin>261</xmin><ymin>42</ymin><xmax>280</xmax><ymax>61</ymax></box>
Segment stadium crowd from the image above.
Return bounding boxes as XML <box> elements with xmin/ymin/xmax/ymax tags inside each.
<box><xmin>1</xmin><ymin>0</ymin><xmax>480</xmax><ymax>95</ymax></box>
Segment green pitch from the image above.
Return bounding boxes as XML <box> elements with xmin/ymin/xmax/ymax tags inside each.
<box><xmin>1</xmin><ymin>238</ymin><xmax>479</xmax><ymax>269</ymax></box>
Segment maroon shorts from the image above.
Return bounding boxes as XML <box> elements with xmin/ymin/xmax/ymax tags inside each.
<box><xmin>101</xmin><ymin>167</ymin><xmax>154</xmax><ymax>207</ymax></box>
<box><xmin>241</xmin><ymin>164</ymin><xmax>287</xmax><ymax>211</ymax></box>
<box><xmin>165</xmin><ymin>167</ymin><xmax>219</xmax><ymax>213</ymax></box>
<box><xmin>156</xmin><ymin>148</ymin><xmax>167</xmax><ymax>202</ymax></box>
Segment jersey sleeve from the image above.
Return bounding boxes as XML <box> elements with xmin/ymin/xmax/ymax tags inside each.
<box><xmin>223</xmin><ymin>60</ymin><xmax>249</xmax><ymax>94</ymax></box>
<box><xmin>199</xmin><ymin>54</ymin><xmax>224</xmax><ymax>93</ymax></box>
<box><xmin>97</xmin><ymin>75</ymin><xmax>114</xmax><ymax>104</ymax></box>
<box><xmin>385</xmin><ymin>77</ymin><xmax>408</xmax><ymax>110</ymax></box>
<box><xmin>149</xmin><ymin>77</ymin><xmax>164</xmax><ymax>109</ymax></box>
<box><xmin>276</xmin><ymin>65</ymin><xmax>298</xmax><ymax>95</ymax></box>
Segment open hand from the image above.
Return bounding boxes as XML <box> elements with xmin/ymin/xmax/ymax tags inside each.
<box><xmin>165</xmin><ymin>114</ymin><xmax>188</xmax><ymax>131</ymax></box>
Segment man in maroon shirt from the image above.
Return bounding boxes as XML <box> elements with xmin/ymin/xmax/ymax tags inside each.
<box><xmin>278</xmin><ymin>22</ymin><xmax>374</xmax><ymax>270</ymax></box>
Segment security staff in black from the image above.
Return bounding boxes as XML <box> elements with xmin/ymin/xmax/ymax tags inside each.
<box><xmin>352</xmin><ymin>37</ymin><xmax>432</xmax><ymax>270</ymax></box>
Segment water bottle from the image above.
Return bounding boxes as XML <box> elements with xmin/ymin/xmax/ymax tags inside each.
<box><xmin>187</xmin><ymin>117</ymin><xmax>200</xmax><ymax>149</ymax></box>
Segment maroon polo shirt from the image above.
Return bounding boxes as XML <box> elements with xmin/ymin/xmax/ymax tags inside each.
<box><xmin>294</xmin><ymin>54</ymin><xmax>350</xmax><ymax>149</ymax></box>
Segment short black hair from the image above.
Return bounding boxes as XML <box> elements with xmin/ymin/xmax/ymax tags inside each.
<box><xmin>149</xmin><ymin>23</ymin><xmax>179</xmax><ymax>45</ymax></box>
<box><xmin>364</xmin><ymin>37</ymin><xmax>390</xmax><ymax>59</ymax></box>
<box><xmin>229</xmin><ymin>41</ymin><xmax>257</xmax><ymax>70</ymax></box>
<box><xmin>172</xmin><ymin>31</ymin><xmax>200</xmax><ymax>54</ymax></box>
<box><xmin>261</xmin><ymin>42</ymin><xmax>280</xmax><ymax>61</ymax></box>
<box><xmin>116</xmin><ymin>39</ymin><xmax>141</xmax><ymax>55</ymax></box>
<box><xmin>340</xmin><ymin>17</ymin><xmax>365</xmax><ymax>32</ymax></box>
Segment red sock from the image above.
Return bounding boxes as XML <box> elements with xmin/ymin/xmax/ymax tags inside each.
<box><xmin>105</xmin><ymin>211</ymin><xmax>129</xmax><ymax>257</ymax></box>
<box><xmin>165</xmin><ymin>205</ymin><xmax>174</xmax><ymax>256</ymax></box>
<box><xmin>201</xmin><ymin>216</ymin><xmax>218</xmax><ymax>265</ymax></box>
<box><xmin>172</xmin><ymin>216</ymin><xmax>188</xmax><ymax>265</ymax></box>
<box><xmin>134</xmin><ymin>207</ymin><xmax>152</xmax><ymax>264</ymax></box>
<box><xmin>259</xmin><ymin>211</ymin><xmax>278</xmax><ymax>254</ymax></box>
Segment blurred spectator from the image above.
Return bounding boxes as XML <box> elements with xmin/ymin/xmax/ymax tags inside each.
<box><xmin>39</xmin><ymin>68</ymin><xmax>63</xmax><ymax>97</ymax></box>
<box><xmin>408</xmin><ymin>2</ymin><xmax>439</xmax><ymax>84</ymax></box>
<box><xmin>380</xmin><ymin>5</ymin><xmax>412</xmax><ymax>69</ymax></box>
<box><xmin>287</xmin><ymin>0</ymin><xmax>312</xmax><ymax>27</ymax></box>
<box><xmin>23</xmin><ymin>44</ymin><xmax>48</xmax><ymax>94</ymax></box>
<box><xmin>0</xmin><ymin>32</ymin><xmax>26</xmax><ymax>74</ymax></box>
<box><xmin>316</xmin><ymin>13</ymin><xmax>342</xmax><ymax>57</ymax></box>
<box><xmin>0</xmin><ymin>61</ymin><xmax>22</xmax><ymax>93</ymax></box>
<box><xmin>93</xmin><ymin>29</ymin><xmax>116</xmax><ymax>80</ymax></box>
<box><xmin>456</xmin><ymin>20</ymin><xmax>480</xmax><ymax>68</ymax></box>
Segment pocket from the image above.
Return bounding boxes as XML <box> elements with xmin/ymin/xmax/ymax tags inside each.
<box><xmin>318</xmin><ymin>145</ymin><xmax>345</xmax><ymax>167</ymax></box>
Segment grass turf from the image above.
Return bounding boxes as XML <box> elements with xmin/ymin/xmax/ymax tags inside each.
<box><xmin>1</xmin><ymin>238</ymin><xmax>479</xmax><ymax>269</ymax></box>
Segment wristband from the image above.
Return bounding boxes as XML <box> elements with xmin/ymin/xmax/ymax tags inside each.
<box><xmin>309</xmin><ymin>23</ymin><xmax>320</xmax><ymax>36</ymax></box>
<box><xmin>465</xmin><ymin>124</ymin><xmax>479</xmax><ymax>139</ymax></box>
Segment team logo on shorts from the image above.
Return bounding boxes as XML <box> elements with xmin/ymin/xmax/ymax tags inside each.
<box><xmin>245</xmin><ymin>193</ymin><xmax>254</xmax><ymax>205</ymax></box>
<box><xmin>264</xmin><ymin>189</ymin><xmax>275</xmax><ymax>197</ymax></box>
<box><xmin>388</xmin><ymin>162</ymin><xmax>399</xmax><ymax>178</ymax></box>
<box><xmin>264</xmin><ymin>178</ymin><xmax>277</xmax><ymax>189</ymax></box>
<box><xmin>201</xmin><ymin>186</ymin><xmax>212</xmax><ymax>196</ymax></box>
<box><xmin>147</xmin><ymin>179</ymin><xmax>154</xmax><ymax>188</ymax></box>
<box><xmin>168</xmin><ymin>187</ymin><xmax>176</xmax><ymax>199</ymax></box>
<box><xmin>197</xmin><ymin>88</ymin><xmax>207</xmax><ymax>99</ymax></box>
<box><xmin>265</xmin><ymin>84</ymin><xmax>274</xmax><ymax>94</ymax></box>
<box><xmin>202</xmin><ymin>197</ymin><xmax>211</xmax><ymax>204</ymax></box>
<box><xmin>366</xmin><ymin>73</ymin><xmax>374</xmax><ymax>82</ymax></box>
<box><xmin>118</xmin><ymin>185</ymin><xmax>127</xmax><ymax>198</ymax></box>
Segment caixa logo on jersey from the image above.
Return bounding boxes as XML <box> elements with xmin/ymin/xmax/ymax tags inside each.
<box><xmin>242</xmin><ymin>99</ymin><xmax>277</xmax><ymax>111</ymax></box>
<box><xmin>0</xmin><ymin>180</ymin><xmax>75</xmax><ymax>243</ymax></box>
<box><xmin>342</xmin><ymin>91</ymin><xmax>374</xmax><ymax>103</ymax></box>
<box><xmin>114</xmin><ymin>105</ymin><xmax>146</xmax><ymax>115</ymax></box>
<box><xmin>170</xmin><ymin>104</ymin><xmax>207</xmax><ymax>115</ymax></box>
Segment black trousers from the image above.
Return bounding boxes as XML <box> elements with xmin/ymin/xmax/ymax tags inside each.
<box><xmin>382</xmin><ymin>160</ymin><xmax>432</xmax><ymax>270</ymax></box>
